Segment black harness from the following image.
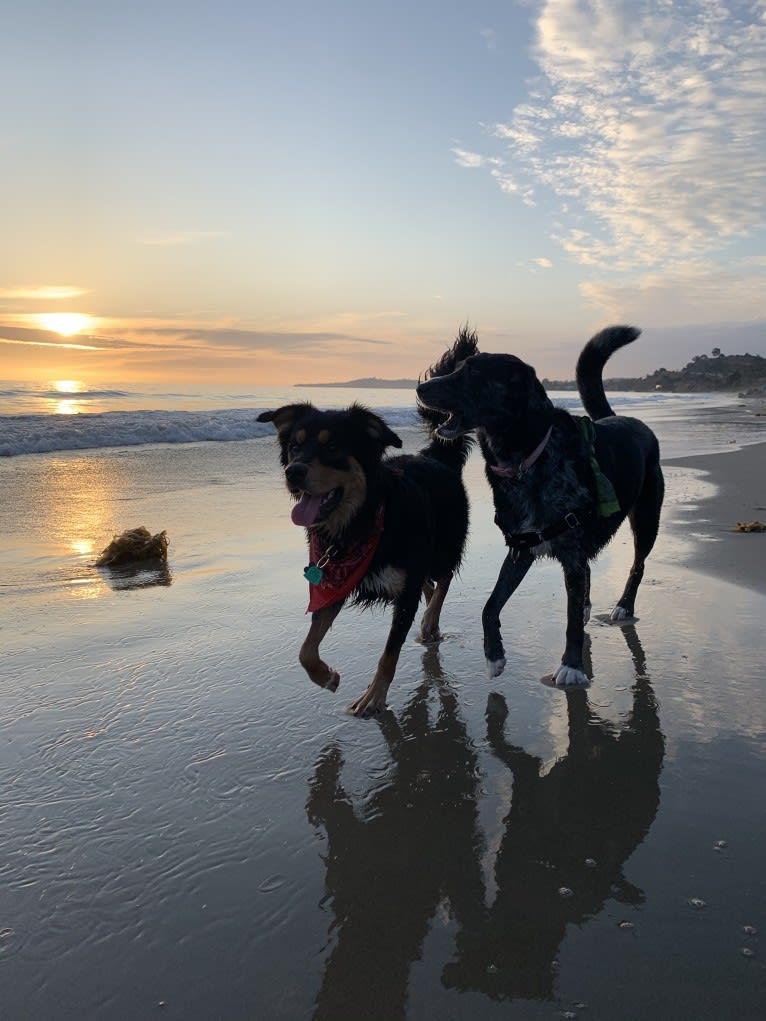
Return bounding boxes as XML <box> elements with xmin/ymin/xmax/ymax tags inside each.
<box><xmin>496</xmin><ymin>505</ymin><xmax>598</xmax><ymax>560</ymax></box>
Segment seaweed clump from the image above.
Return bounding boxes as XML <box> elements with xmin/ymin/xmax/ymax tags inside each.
<box><xmin>95</xmin><ymin>526</ymin><xmax>169</xmax><ymax>566</ymax></box>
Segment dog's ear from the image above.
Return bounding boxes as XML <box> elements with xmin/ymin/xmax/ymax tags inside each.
<box><xmin>350</xmin><ymin>404</ymin><xmax>403</xmax><ymax>451</ymax></box>
<box><xmin>257</xmin><ymin>403</ymin><xmax>314</xmax><ymax>437</ymax></box>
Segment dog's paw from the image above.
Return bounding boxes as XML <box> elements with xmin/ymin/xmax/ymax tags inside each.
<box><xmin>486</xmin><ymin>657</ymin><xmax>506</xmax><ymax>679</ymax></box>
<box><xmin>323</xmin><ymin>669</ymin><xmax>340</xmax><ymax>692</ymax></box>
<box><xmin>610</xmin><ymin>604</ymin><xmax>631</xmax><ymax>622</ymax></box>
<box><xmin>346</xmin><ymin>681</ymin><xmax>389</xmax><ymax>717</ymax></box>
<box><xmin>554</xmin><ymin>664</ymin><xmax>590</xmax><ymax>688</ymax></box>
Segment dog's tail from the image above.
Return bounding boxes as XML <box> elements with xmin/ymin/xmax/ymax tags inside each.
<box><xmin>417</xmin><ymin>325</ymin><xmax>477</xmax><ymax>470</ymax></box>
<box><xmin>576</xmin><ymin>325</ymin><xmax>641</xmax><ymax>420</ymax></box>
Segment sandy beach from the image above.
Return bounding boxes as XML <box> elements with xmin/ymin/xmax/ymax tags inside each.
<box><xmin>1</xmin><ymin>408</ymin><xmax>766</xmax><ymax>1020</ymax></box>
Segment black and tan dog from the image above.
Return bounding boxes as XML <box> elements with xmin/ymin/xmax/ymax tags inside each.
<box><xmin>257</xmin><ymin>333</ymin><xmax>474</xmax><ymax>715</ymax></box>
<box><xmin>416</xmin><ymin>325</ymin><xmax>664</xmax><ymax>687</ymax></box>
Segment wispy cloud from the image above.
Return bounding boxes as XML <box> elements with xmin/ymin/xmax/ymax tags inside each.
<box><xmin>461</xmin><ymin>0</ymin><xmax>766</xmax><ymax>270</ymax></box>
<box><xmin>480</xmin><ymin>27</ymin><xmax>498</xmax><ymax>51</ymax></box>
<box><xmin>0</xmin><ymin>321</ymin><xmax>391</xmax><ymax>358</ymax></box>
<box><xmin>534</xmin><ymin>257</ymin><xmax>553</xmax><ymax>268</ymax></box>
<box><xmin>0</xmin><ymin>285</ymin><xmax>88</xmax><ymax>301</ymax></box>
<box><xmin>452</xmin><ymin>147</ymin><xmax>503</xmax><ymax>169</ymax></box>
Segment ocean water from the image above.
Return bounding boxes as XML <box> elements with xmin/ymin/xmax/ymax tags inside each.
<box><xmin>0</xmin><ymin>380</ymin><xmax>761</xmax><ymax>459</ymax></box>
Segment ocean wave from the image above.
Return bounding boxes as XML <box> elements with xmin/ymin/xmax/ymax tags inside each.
<box><xmin>0</xmin><ymin>409</ymin><xmax>280</xmax><ymax>457</ymax></box>
<box><xmin>0</xmin><ymin>392</ymin><xmax>723</xmax><ymax>457</ymax></box>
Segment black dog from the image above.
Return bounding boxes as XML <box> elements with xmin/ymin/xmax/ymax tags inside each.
<box><xmin>416</xmin><ymin>325</ymin><xmax>664</xmax><ymax>687</ymax></box>
<box><xmin>257</xmin><ymin>332</ymin><xmax>475</xmax><ymax>715</ymax></box>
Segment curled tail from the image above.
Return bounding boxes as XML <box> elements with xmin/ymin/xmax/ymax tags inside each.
<box><xmin>576</xmin><ymin>325</ymin><xmax>641</xmax><ymax>420</ymax></box>
<box><xmin>417</xmin><ymin>325</ymin><xmax>478</xmax><ymax>470</ymax></box>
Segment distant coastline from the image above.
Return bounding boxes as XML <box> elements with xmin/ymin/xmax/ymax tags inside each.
<box><xmin>296</xmin><ymin>349</ymin><xmax>766</xmax><ymax>395</ymax></box>
<box><xmin>295</xmin><ymin>377</ymin><xmax>417</xmax><ymax>389</ymax></box>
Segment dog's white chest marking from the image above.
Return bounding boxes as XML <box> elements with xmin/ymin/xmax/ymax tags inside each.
<box><xmin>359</xmin><ymin>566</ymin><xmax>406</xmax><ymax>598</ymax></box>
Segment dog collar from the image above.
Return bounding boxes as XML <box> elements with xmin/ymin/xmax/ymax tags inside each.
<box><xmin>490</xmin><ymin>426</ymin><xmax>553</xmax><ymax>479</ymax></box>
<box><xmin>304</xmin><ymin>507</ymin><xmax>385</xmax><ymax>612</ymax></box>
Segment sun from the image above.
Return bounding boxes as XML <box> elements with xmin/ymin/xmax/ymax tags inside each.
<box><xmin>38</xmin><ymin>312</ymin><xmax>97</xmax><ymax>337</ymax></box>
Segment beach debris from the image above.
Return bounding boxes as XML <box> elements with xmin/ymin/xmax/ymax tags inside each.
<box><xmin>741</xmin><ymin>947</ymin><xmax>756</xmax><ymax>958</ymax></box>
<box><xmin>687</xmin><ymin>897</ymin><xmax>706</xmax><ymax>910</ymax></box>
<box><xmin>732</xmin><ymin>520</ymin><xmax>766</xmax><ymax>532</ymax></box>
<box><xmin>618</xmin><ymin>920</ymin><xmax>635</xmax><ymax>930</ymax></box>
<box><xmin>94</xmin><ymin>526</ymin><xmax>169</xmax><ymax>566</ymax></box>
<box><xmin>743</xmin><ymin>925</ymin><xmax>758</xmax><ymax>936</ymax></box>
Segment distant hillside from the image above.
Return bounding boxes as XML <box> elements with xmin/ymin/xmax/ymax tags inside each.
<box><xmin>295</xmin><ymin>377</ymin><xmax>417</xmax><ymax>389</ymax></box>
<box><xmin>543</xmin><ymin>349</ymin><xmax>766</xmax><ymax>395</ymax></box>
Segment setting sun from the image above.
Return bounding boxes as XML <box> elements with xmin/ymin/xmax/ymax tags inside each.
<box><xmin>38</xmin><ymin>312</ymin><xmax>96</xmax><ymax>337</ymax></box>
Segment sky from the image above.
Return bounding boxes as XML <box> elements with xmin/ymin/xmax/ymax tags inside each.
<box><xmin>2</xmin><ymin>0</ymin><xmax>765</xmax><ymax>386</ymax></box>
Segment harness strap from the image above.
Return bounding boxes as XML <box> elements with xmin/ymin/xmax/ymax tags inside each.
<box><xmin>496</xmin><ymin>505</ymin><xmax>597</xmax><ymax>558</ymax></box>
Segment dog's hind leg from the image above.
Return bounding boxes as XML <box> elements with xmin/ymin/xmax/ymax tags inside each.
<box><xmin>299</xmin><ymin>602</ymin><xmax>344</xmax><ymax>692</ymax></box>
<box><xmin>419</xmin><ymin>573</ymin><xmax>452</xmax><ymax>644</ymax></box>
<box><xmin>482</xmin><ymin>553</ymin><xmax>534</xmax><ymax>678</ymax></box>
<box><xmin>348</xmin><ymin>585</ymin><xmax>421</xmax><ymax>717</ymax></box>
<box><xmin>611</xmin><ymin>465</ymin><xmax>664</xmax><ymax>621</ymax></box>
<box><xmin>555</xmin><ymin>560</ymin><xmax>591</xmax><ymax>687</ymax></box>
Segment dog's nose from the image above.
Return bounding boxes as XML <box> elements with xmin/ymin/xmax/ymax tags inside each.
<box><xmin>285</xmin><ymin>461</ymin><xmax>308</xmax><ymax>486</ymax></box>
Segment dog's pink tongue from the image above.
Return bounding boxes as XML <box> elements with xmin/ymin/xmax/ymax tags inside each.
<box><xmin>291</xmin><ymin>493</ymin><xmax>322</xmax><ymax>526</ymax></box>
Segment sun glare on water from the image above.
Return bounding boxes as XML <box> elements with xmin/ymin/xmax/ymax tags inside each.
<box><xmin>38</xmin><ymin>312</ymin><xmax>96</xmax><ymax>336</ymax></box>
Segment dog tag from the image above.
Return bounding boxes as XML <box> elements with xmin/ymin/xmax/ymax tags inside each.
<box><xmin>304</xmin><ymin>564</ymin><xmax>324</xmax><ymax>584</ymax></box>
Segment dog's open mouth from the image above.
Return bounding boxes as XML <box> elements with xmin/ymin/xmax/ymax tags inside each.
<box><xmin>436</xmin><ymin>413</ymin><xmax>471</xmax><ymax>440</ymax></box>
<box><xmin>290</xmin><ymin>488</ymin><xmax>342</xmax><ymax>527</ymax></box>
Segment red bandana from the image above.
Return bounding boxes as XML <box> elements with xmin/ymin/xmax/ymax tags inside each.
<box><xmin>306</xmin><ymin>507</ymin><xmax>385</xmax><ymax>612</ymax></box>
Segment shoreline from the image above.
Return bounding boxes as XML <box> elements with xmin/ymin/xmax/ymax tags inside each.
<box><xmin>663</xmin><ymin>440</ymin><xmax>766</xmax><ymax>595</ymax></box>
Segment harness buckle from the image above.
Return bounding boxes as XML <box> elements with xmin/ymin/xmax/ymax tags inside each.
<box><xmin>564</xmin><ymin>512</ymin><xmax>580</xmax><ymax>529</ymax></box>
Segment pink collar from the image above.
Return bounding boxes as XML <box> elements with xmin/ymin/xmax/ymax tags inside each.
<box><xmin>490</xmin><ymin>426</ymin><xmax>553</xmax><ymax>479</ymax></box>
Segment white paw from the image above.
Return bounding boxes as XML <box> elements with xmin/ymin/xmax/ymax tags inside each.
<box><xmin>554</xmin><ymin>665</ymin><xmax>590</xmax><ymax>688</ymax></box>
<box><xmin>486</xmin><ymin>657</ymin><xmax>506</xmax><ymax>679</ymax></box>
<box><xmin>610</xmin><ymin>605</ymin><xmax>630</xmax><ymax>622</ymax></box>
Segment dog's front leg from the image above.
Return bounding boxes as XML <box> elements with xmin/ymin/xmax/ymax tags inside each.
<box><xmin>554</xmin><ymin>562</ymin><xmax>590</xmax><ymax>688</ymax></box>
<box><xmin>347</xmin><ymin>588</ymin><xmax>420</xmax><ymax>717</ymax></box>
<box><xmin>299</xmin><ymin>602</ymin><xmax>344</xmax><ymax>692</ymax></box>
<box><xmin>482</xmin><ymin>552</ymin><xmax>533</xmax><ymax>678</ymax></box>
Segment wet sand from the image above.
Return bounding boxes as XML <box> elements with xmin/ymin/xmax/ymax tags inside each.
<box><xmin>1</xmin><ymin>421</ymin><xmax>766</xmax><ymax>1020</ymax></box>
<box><xmin>664</xmin><ymin>441</ymin><xmax>766</xmax><ymax>595</ymax></box>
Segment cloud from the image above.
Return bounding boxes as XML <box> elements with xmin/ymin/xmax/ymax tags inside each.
<box><xmin>452</xmin><ymin>147</ymin><xmax>503</xmax><ymax>169</ymax></box>
<box><xmin>0</xmin><ymin>285</ymin><xmax>88</xmax><ymax>301</ymax></box>
<box><xmin>480</xmin><ymin>27</ymin><xmax>498</xmax><ymax>51</ymax></box>
<box><xmin>0</xmin><ymin>319</ymin><xmax>392</xmax><ymax>357</ymax></box>
<box><xmin>581</xmin><ymin>258</ymin><xmax>766</xmax><ymax>326</ymax></box>
<box><xmin>534</xmin><ymin>257</ymin><xmax>553</xmax><ymax>268</ymax></box>
<box><xmin>462</xmin><ymin>0</ymin><xmax>766</xmax><ymax>270</ymax></box>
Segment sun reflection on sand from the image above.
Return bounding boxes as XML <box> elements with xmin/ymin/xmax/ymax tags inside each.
<box><xmin>34</xmin><ymin>456</ymin><xmax>119</xmax><ymax>599</ymax></box>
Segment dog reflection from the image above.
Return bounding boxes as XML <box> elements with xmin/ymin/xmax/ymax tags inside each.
<box><xmin>444</xmin><ymin>625</ymin><xmax>664</xmax><ymax>1001</ymax></box>
<box><xmin>307</xmin><ymin>630</ymin><xmax>664</xmax><ymax>1014</ymax></box>
<box><xmin>306</xmin><ymin>649</ymin><xmax>484</xmax><ymax>1021</ymax></box>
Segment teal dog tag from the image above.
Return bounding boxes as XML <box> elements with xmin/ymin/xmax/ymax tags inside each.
<box><xmin>304</xmin><ymin>564</ymin><xmax>324</xmax><ymax>584</ymax></box>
